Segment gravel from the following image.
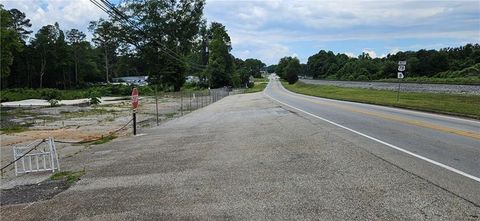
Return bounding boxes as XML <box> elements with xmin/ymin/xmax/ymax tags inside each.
<box><xmin>301</xmin><ymin>79</ymin><xmax>480</xmax><ymax>95</ymax></box>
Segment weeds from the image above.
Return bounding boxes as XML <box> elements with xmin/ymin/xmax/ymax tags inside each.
<box><xmin>91</xmin><ymin>135</ymin><xmax>117</xmax><ymax>145</ymax></box>
<box><xmin>50</xmin><ymin>169</ymin><xmax>86</xmax><ymax>185</ymax></box>
<box><xmin>0</xmin><ymin>125</ymin><xmax>29</xmax><ymax>134</ymax></box>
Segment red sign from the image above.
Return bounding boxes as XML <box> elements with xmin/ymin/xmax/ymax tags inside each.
<box><xmin>131</xmin><ymin>87</ymin><xmax>139</xmax><ymax>110</ymax></box>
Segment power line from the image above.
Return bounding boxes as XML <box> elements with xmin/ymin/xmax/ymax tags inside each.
<box><xmin>89</xmin><ymin>0</ymin><xmax>208</xmax><ymax>71</ymax></box>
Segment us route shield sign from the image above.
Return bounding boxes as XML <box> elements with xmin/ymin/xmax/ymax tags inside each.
<box><xmin>131</xmin><ymin>87</ymin><xmax>139</xmax><ymax>110</ymax></box>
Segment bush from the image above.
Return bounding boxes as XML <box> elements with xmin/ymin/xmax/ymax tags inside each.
<box><xmin>87</xmin><ymin>89</ymin><xmax>101</xmax><ymax>105</ymax></box>
<box><xmin>40</xmin><ymin>89</ymin><xmax>62</xmax><ymax>100</ymax></box>
<box><xmin>48</xmin><ymin>99</ymin><xmax>59</xmax><ymax>107</ymax></box>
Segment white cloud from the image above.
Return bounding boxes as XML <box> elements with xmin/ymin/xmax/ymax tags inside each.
<box><xmin>2</xmin><ymin>0</ymin><xmax>107</xmax><ymax>39</ymax></box>
<box><xmin>362</xmin><ymin>48</ymin><xmax>378</xmax><ymax>58</ymax></box>
<box><xmin>344</xmin><ymin>52</ymin><xmax>356</xmax><ymax>58</ymax></box>
<box><xmin>2</xmin><ymin>0</ymin><xmax>478</xmax><ymax>64</ymax></box>
<box><xmin>205</xmin><ymin>0</ymin><xmax>479</xmax><ymax>63</ymax></box>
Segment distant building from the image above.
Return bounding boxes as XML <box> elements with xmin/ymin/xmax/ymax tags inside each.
<box><xmin>112</xmin><ymin>76</ymin><xmax>149</xmax><ymax>86</ymax></box>
<box><xmin>186</xmin><ymin>75</ymin><xmax>200</xmax><ymax>83</ymax></box>
<box><xmin>249</xmin><ymin>75</ymin><xmax>255</xmax><ymax>83</ymax></box>
<box><xmin>260</xmin><ymin>71</ymin><xmax>268</xmax><ymax>78</ymax></box>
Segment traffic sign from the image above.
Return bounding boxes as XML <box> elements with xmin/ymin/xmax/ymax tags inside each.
<box><xmin>131</xmin><ymin>87</ymin><xmax>139</xmax><ymax>110</ymax></box>
<box><xmin>398</xmin><ymin>65</ymin><xmax>405</xmax><ymax>72</ymax></box>
<box><xmin>397</xmin><ymin>72</ymin><xmax>404</xmax><ymax>79</ymax></box>
<box><xmin>398</xmin><ymin>61</ymin><xmax>407</xmax><ymax>65</ymax></box>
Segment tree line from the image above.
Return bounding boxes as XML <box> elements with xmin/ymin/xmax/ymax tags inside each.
<box><xmin>275</xmin><ymin>43</ymin><xmax>480</xmax><ymax>84</ymax></box>
<box><xmin>0</xmin><ymin>1</ymin><xmax>266</xmax><ymax>91</ymax></box>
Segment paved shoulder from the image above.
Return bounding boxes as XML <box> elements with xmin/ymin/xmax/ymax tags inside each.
<box><xmin>2</xmin><ymin>93</ymin><xmax>479</xmax><ymax>220</ymax></box>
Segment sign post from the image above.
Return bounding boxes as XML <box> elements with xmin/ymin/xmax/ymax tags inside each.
<box><xmin>131</xmin><ymin>87</ymin><xmax>139</xmax><ymax>135</ymax></box>
<box><xmin>397</xmin><ymin>61</ymin><xmax>406</xmax><ymax>102</ymax></box>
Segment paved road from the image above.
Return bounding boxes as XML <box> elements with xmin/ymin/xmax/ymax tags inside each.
<box><xmin>2</xmin><ymin>90</ymin><xmax>479</xmax><ymax>220</ymax></box>
<box><xmin>300</xmin><ymin>79</ymin><xmax>480</xmax><ymax>95</ymax></box>
<box><xmin>266</xmin><ymin>79</ymin><xmax>480</xmax><ymax>204</ymax></box>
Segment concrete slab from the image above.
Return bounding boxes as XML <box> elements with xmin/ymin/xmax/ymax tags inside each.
<box><xmin>1</xmin><ymin>97</ymin><xmax>128</xmax><ymax>107</ymax></box>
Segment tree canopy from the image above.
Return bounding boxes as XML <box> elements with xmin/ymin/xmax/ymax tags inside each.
<box><xmin>304</xmin><ymin>45</ymin><xmax>480</xmax><ymax>81</ymax></box>
<box><xmin>0</xmin><ymin>1</ymin><xmax>268</xmax><ymax>91</ymax></box>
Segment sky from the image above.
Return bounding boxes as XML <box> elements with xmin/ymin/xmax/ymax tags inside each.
<box><xmin>3</xmin><ymin>0</ymin><xmax>480</xmax><ymax>65</ymax></box>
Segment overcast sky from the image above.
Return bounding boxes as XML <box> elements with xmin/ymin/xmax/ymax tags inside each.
<box><xmin>3</xmin><ymin>0</ymin><xmax>480</xmax><ymax>65</ymax></box>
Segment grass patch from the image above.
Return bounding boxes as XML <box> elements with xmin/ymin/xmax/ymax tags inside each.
<box><xmin>164</xmin><ymin>112</ymin><xmax>176</xmax><ymax>118</ymax></box>
<box><xmin>283</xmin><ymin>81</ymin><xmax>480</xmax><ymax>119</ymax></box>
<box><xmin>0</xmin><ymin>124</ymin><xmax>30</xmax><ymax>134</ymax></box>
<box><xmin>91</xmin><ymin>135</ymin><xmax>117</xmax><ymax>145</ymax></box>
<box><xmin>246</xmin><ymin>82</ymin><xmax>268</xmax><ymax>93</ymax></box>
<box><xmin>50</xmin><ymin>169</ymin><xmax>85</xmax><ymax>185</ymax></box>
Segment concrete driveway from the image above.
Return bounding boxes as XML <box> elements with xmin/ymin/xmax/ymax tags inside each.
<box><xmin>1</xmin><ymin>92</ymin><xmax>479</xmax><ymax>220</ymax></box>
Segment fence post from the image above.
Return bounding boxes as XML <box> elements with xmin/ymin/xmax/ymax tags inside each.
<box><xmin>155</xmin><ymin>86</ymin><xmax>159</xmax><ymax>126</ymax></box>
<box><xmin>180</xmin><ymin>92</ymin><xmax>183</xmax><ymax>115</ymax></box>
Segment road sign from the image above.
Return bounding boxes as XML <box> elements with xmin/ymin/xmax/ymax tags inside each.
<box><xmin>131</xmin><ymin>87</ymin><xmax>139</xmax><ymax>110</ymax></box>
<box><xmin>398</xmin><ymin>65</ymin><xmax>405</xmax><ymax>72</ymax></box>
<box><xmin>397</xmin><ymin>72</ymin><xmax>404</xmax><ymax>79</ymax></box>
<box><xmin>398</xmin><ymin>61</ymin><xmax>407</xmax><ymax>65</ymax></box>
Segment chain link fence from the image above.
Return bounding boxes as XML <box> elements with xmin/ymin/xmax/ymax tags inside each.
<box><xmin>135</xmin><ymin>87</ymin><xmax>233</xmax><ymax>127</ymax></box>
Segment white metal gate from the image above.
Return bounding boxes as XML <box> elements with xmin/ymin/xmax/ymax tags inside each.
<box><xmin>13</xmin><ymin>138</ymin><xmax>60</xmax><ymax>176</ymax></box>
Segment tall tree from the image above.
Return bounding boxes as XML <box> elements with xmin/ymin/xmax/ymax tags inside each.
<box><xmin>66</xmin><ymin>29</ymin><xmax>86</xmax><ymax>84</ymax></box>
<box><xmin>31</xmin><ymin>24</ymin><xmax>60</xmax><ymax>88</ymax></box>
<box><xmin>8</xmin><ymin>8</ymin><xmax>32</xmax><ymax>41</ymax></box>
<box><xmin>284</xmin><ymin>58</ymin><xmax>301</xmax><ymax>84</ymax></box>
<box><xmin>0</xmin><ymin>4</ymin><xmax>22</xmax><ymax>87</ymax></box>
<box><xmin>89</xmin><ymin>19</ymin><xmax>119</xmax><ymax>83</ymax></box>
<box><xmin>117</xmin><ymin>0</ymin><xmax>206</xmax><ymax>91</ymax></box>
<box><xmin>205</xmin><ymin>22</ymin><xmax>233</xmax><ymax>88</ymax></box>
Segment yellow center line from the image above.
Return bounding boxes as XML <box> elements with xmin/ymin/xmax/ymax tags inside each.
<box><xmin>271</xmin><ymin>82</ymin><xmax>480</xmax><ymax>140</ymax></box>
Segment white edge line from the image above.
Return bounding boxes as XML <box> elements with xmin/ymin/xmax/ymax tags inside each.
<box><xmin>263</xmin><ymin>81</ymin><xmax>480</xmax><ymax>183</ymax></box>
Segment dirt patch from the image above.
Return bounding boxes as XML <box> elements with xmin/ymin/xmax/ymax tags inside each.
<box><xmin>0</xmin><ymin>179</ymin><xmax>69</xmax><ymax>206</ymax></box>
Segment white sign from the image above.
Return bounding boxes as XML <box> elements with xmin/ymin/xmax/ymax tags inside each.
<box><xmin>397</xmin><ymin>72</ymin><xmax>404</xmax><ymax>79</ymax></box>
<box><xmin>398</xmin><ymin>61</ymin><xmax>407</xmax><ymax>65</ymax></box>
<box><xmin>398</xmin><ymin>65</ymin><xmax>405</xmax><ymax>72</ymax></box>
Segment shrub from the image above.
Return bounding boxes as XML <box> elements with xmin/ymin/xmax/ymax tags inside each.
<box><xmin>48</xmin><ymin>99</ymin><xmax>59</xmax><ymax>107</ymax></box>
<box><xmin>40</xmin><ymin>89</ymin><xmax>62</xmax><ymax>100</ymax></box>
<box><xmin>87</xmin><ymin>89</ymin><xmax>101</xmax><ymax>105</ymax></box>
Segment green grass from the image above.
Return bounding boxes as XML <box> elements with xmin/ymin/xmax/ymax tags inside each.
<box><xmin>91</xmin><ymin>135</ymin><xmax>117</xmax><ymax>145</ymax></box>
<box><xmin>50</xmin><ymin>169</ymin><xmax>85</xmax><ymax>185</ymax></box>
<box><xmin>0</xmin><ymin>124</ymin><xmax>30</xmax><ymax>134</ymax></box>
<box><xmin>164</xmin><ymin>112</ymin><xmax>176</xmax><ymax>118</ymax></box>
<box><xmin>283</xmin><ymin>81</ymin><xmax>480</xmax><ymax>119</ymax></box>
<box><xmin>245</xmin><ymin>82</ymin><xmax>268</xmax><ymax>93</ymax></box>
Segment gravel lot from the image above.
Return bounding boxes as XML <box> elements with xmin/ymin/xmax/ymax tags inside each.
<box><xmin>1</xmin><ymin>93</ymin><xmax>479</xmax><ymax>220</ymax></box>
<box><xmin>301</xmin><ymin>79</ymin><xmax>480</xmax><ymax>95</ymax></box>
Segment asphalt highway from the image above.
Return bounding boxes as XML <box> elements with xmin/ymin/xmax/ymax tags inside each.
<box><xmin>265</xmin><ymin>78</ymin><xmax>480</xmax><ymax>204</ymax></box>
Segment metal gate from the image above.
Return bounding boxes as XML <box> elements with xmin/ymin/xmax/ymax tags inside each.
<box><xmin>13</xmin><ymin>138</ymin><xmax>60</xmax><ymax>176</ymax></box>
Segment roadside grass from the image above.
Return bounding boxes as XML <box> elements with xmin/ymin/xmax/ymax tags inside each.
<box><xmin>282</xmin><ymin>81</ymin><xmax>480</xmax><ymax>119</ymax></box>
<box><xmin>246</xmin><ymin>82</ymin><xmax>267</xmax><ymax>93</ymax></box>
<box><xmin>90</xmin><ymin>135</ymin><xmax>117</xmax><ymax>145</ymax></box>
<box><xmin>50</xmin><ymin>169</ymin><xmax>85</xmax><ymax>185</ymax></box>
<box><xmin>0</xmin><ymin>124</ymin><xmax>30</xmax><ymax>134</ymax></box>
<box><xmin>246</xmin><ymin>81</ymin><xmax>268</xmax><ymax>93</ymax></box>
<box><xmin>164</xmin><ymin>112</ymin><xmax>176</xmax><ymax>118</ymax></box>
